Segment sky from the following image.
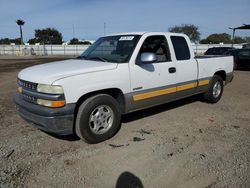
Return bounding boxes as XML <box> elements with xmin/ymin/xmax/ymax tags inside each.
<box><xmin>0</xmin><ymin>0</ymin><xmax>249</xmax><ymax>42</ymax></box>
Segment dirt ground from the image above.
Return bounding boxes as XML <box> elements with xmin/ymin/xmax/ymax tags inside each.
<box><xmin>0</xmin><ymin>57</ymin><xmax>249</xmax><ymax>188</ymax></box>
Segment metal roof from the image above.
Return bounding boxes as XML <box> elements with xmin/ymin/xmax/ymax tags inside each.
<box><xmin>230</xmin><ymin>24</ymin><xmax>250</xmax><ymax>30</ymax></box>
<box><xmin>229</xmin><ymin>24</ymin><xmax>250</xmax><ymax>47</ymax></box>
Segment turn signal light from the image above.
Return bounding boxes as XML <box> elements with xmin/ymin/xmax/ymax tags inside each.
<box><xmin>17</xmin><ymin>87</ymin><xmax>22</xmax><ymax>93</ymax></box>
<box><xmin>37</xmin><ymin>99</ymin><xmax>65</xmax><ymax>108</ymax></box>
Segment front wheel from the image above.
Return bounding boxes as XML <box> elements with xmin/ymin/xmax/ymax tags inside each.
<box><xmin>203</xmin><ymin>75</ymin><xmax>224</xmax><ymax>103</ymax></box>
<box><xmin>75</xmin><ymin>94</ymin><xmax>121</xmax><ymax>143</ymax></box>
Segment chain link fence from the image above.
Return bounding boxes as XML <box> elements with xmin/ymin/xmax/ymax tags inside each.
<box><xmin>0</xmin><ymin>45</ymin><xmax>89</xmax><ymax>56</ymax></box>
<box><xmin>0</xmin><ymin>44</ymin><xmax>242</xmax><ymax>56</ymax></box>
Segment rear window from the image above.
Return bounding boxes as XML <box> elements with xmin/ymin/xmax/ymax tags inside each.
<box><xmin>170</xmin><ymin>36</ymin><xmax>190</xmax><ymax>60</ymax></box>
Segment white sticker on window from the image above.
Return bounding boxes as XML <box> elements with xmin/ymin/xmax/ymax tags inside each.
<box><xmin>119</xmin><ymin>36</ymin><xmax>134</xmax><ymax>41</ymax></box>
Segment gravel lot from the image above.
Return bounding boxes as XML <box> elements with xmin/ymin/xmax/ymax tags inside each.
<box><xmin>0</xmin><ymin>57</ymin><xmax>249</xmax><ymax>188</ymax></box>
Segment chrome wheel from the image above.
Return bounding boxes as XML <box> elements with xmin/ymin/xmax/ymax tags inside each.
<box><xmin>89</xmin><ymin>105</ymin><xmax>114</xmax><ymax>134</ymax></box>
<box><xmin>213</xmin><ymin>81</ymin><xmax>222</xmax><ymax>98</ymax></box>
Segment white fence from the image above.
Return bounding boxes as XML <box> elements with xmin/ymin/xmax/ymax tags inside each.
<box><xmin>0</xmin><ymin>44</ymin><xmax>243</xmax><ymax>56</ymax></box>
<box><xmin>0</xmin><ymin>45</ymin><xmax>89</xmax><ymax>56</ymax></box>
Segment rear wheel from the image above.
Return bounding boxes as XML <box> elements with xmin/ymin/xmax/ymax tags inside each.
<box><xmin>75</xmin><ymin>94</ymin><xmax>121</xmax><ymax>143</ymax></box>
<box><xmin>203</xmin><ymin>75</ymin><xmax>224</xmax><ymax>103</ymax></box>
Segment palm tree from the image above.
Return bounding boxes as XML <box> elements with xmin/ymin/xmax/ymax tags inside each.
<box><xmin>16</xmin><ymin>19</ymin><xmax>25</xmax><ymax>44</ymax></box>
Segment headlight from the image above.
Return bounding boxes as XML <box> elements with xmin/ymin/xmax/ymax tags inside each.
<box><xmin>37</xmin><ymin>84</ymin><xmax>64</xmax><ymax>94</ymax></box>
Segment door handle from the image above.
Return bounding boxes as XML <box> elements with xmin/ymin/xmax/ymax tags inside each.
<box><xmin>169</xmin><ymin>67</ymin><xmax>176</xmax><ymax>73</ymax></box>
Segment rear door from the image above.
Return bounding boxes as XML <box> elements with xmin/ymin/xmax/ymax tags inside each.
<box><xmin>170</xmin><ymin>35</ymin><xmax>199</xmax><ymax>95</ymax></box>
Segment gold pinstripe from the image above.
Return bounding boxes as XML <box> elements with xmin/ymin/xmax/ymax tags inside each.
<box><xmin>133</xmin><ymin>87</ymin><xmax>176</xmax><ymax>101</ymax></box>
<box><xmin>133</xmin><ymin>79</ymin><xmax>210</xmax><ymax>101</ymax></box>
<box><xmin>198</xmin><ymin>80</ymin><xmax>210</xmax><ymax>86</ymax></box>
<box><xmin>177</xmin><ymin>82</ymin><xmax>198</xmax><ymax>91</ymax></box>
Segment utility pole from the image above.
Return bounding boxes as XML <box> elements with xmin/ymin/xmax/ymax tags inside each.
<box><xmin>229</xmin><ymin>27</ymin><xmax>235</xmax><ymax>48</ymax></box>
<box><xmin>19</xmin><ymin>25</ymin><xmax>23</xmax><ymax>44</ymax></box>
<box><xmin>104</xmin><ymin>22</ymin><xmax>106</xmax><ymax>35</ymax></box>
<box><xmin>16</xmin><ymin>19</ymin><xmax>25</xmax><ymax>44</ymax></box>
<box><xmin>72</xmin><ymin>24</ymin><xmax>75</xmax><ymax>38</ymax></box>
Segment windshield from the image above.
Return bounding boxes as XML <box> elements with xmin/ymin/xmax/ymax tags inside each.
<box><xmin>80</xmin><ymin>35</ymin><xmax>141</xmax><ymax>63</ymax></box>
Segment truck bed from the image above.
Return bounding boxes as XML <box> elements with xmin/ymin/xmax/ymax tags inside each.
<box><xmin>195</xmin><ymin>55</ymin><xmax>230</xmax><ymax>59</ymax></box>
<box><xmin>195</xmin><ymin>55</ymin><xmax>234</xmax><ymax>79</ymax></box>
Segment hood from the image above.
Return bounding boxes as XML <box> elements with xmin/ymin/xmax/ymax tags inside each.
<box><xmin>18</xmin><ymin>59</ymin><xmax>118</xmax><ymax>85</ymax></box>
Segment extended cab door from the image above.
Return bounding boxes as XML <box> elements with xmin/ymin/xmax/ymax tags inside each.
<box><xmin>128</xmin><ymin>34</ymin><xmax>177</xmax><ymax>111</ymax></box>
<box><xmin>170</xmin><ymin>35</ymin><xmax>198</xmax><ymax>95</ymax></box>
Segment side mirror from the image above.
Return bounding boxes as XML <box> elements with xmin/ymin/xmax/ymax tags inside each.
<box><xmin>136</xmin><ymin>52</ymin><xmax>157</xmax><ymax>65</ymax></box>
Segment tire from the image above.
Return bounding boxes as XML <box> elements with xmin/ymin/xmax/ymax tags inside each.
<box><xmin>75</xmin><ymin>94</ymin><xmax>121</xmax><ymax>143</ymax></box>
<box><xmin>203</xmin><ymin>75</ymin><xmax>224</xmax><ymax>103</ymax></box>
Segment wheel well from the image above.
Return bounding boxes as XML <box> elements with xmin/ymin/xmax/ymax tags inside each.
<box><xmin>214</xmin><ymin>70</ymin><xmax>226</xmax><ymax>81</ymax></box>
<box><xmin>74</xmin><ymin>88</ymin><xmax>125</xmax><ymax>117</ymax></box>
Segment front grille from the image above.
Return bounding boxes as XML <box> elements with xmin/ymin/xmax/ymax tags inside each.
<box><xmin>18</xmin><ymin>79</ymin><xmax>38</xmax><ymax>103</ymax></box>
<box><xmin>18</xmin><ymin>79</ymin><xmax>37</xmax><ymax>91</ymax></box>
<box><xmin>22</xmin><ymin>93</ymin><xmax>37</xmax><ymax>103</ymax></box>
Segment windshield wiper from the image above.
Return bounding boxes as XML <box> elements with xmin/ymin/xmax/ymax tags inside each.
<box><xmin>77</xmin><ymin>55</ymin><xmax>87</xmax><ymax>59</ymax></box>
<box><xmin>77</xmin><ymin>55</ymin><xmax>108</xmax><ymax>62</ymax></box>
<box><xmin>86</xmin><ymin>56</ymin><xmax>108</xmax><ymax>62</ymax></box>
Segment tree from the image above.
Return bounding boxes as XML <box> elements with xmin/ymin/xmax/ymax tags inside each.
<box><xmin>27</xmin><ymin>38</ymin><xmax>38</xmax><ymax>45</ymax></box>
<box><xmin>69</xmin><ymin>38</ymin><xmax>92</xmax><ymax>45</ymax></box>
<box><xmin>168</xmin><ymin>24</ymin><xmax>201</xmax><ymax>42</ymax></box>
<box><xmin>69</xmin><ymin>38</ymin><xmax>79</xmax><ymax>44</ymax></box>
<box><xmin>16</xmin><ymin>19</ymin><xmax>25</xmax><ymax>44</ymax></box>
<box><xmin>81</xmin><ymin>41</ymin><xmax>92</xmax><ymax>45</ymax></box>
<box><xmin>0</xmin><ymin>38</ymin><xmax>21</xmax><ymax>44</ymax></box>
<box><xmin>233</xmin><ymin>36</ymin><xmax>245</xmax><ymax>44</ymax></box>
<box><xmin>200</xmin><ymin>33</ymin><xmax>231</xmax><ymax>44</ymax></box>
<box><xmin>244</xmin><ymin>37</ymin><xmax>250</xmax><ymax>43</ymax></box>
<box><xmin>199</xmin><ymin>39</ymin><xmax>208</xmax><ymax>44</ymax></box>
<box><xmin>30</xmin><ymin>28</ymin><xmax>63</xmax><ymax>44</ymax></box>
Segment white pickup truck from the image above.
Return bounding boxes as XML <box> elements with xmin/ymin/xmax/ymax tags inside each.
<box><xmin>14</xmin><ymin>32</ymin><xmax>234</xmax><ymax>143</ymax></box>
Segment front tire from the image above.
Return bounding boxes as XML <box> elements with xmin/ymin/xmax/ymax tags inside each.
<box><xmin>203</xmin><ymin>75</ymin><xmax>224</xmax><ymax>103</ymax></box>
<box><xmin>75</xmin><ymin>94</ymin><xmax>121</xmax><ymax>143</ymax></box>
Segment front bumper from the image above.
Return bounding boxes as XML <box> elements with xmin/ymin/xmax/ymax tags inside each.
<box><xmin>13</xmin><ymin>93</ymin><xmax>76</xmax><ymax>135</ymax></box>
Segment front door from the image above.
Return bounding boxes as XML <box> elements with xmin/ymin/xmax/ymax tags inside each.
<box><xmin>129</xmin><ymin>35</ymin><xmax>177</xmax><ymax>110</ymax></box>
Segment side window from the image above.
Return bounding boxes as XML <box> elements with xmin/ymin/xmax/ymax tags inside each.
<box><xmin>138</xmin><ymin>35</ymin><xmax>171</xmax><ymax>62</ymax></box>
<box><xmin>171</xmin><ymin>36</ymin><xmax>190</xmax><ymax>60</ymax></box>
<box><xmin>238</xmin><ymin>50</ymin><xmax>250</xmax><ymax>60</ymax></box>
